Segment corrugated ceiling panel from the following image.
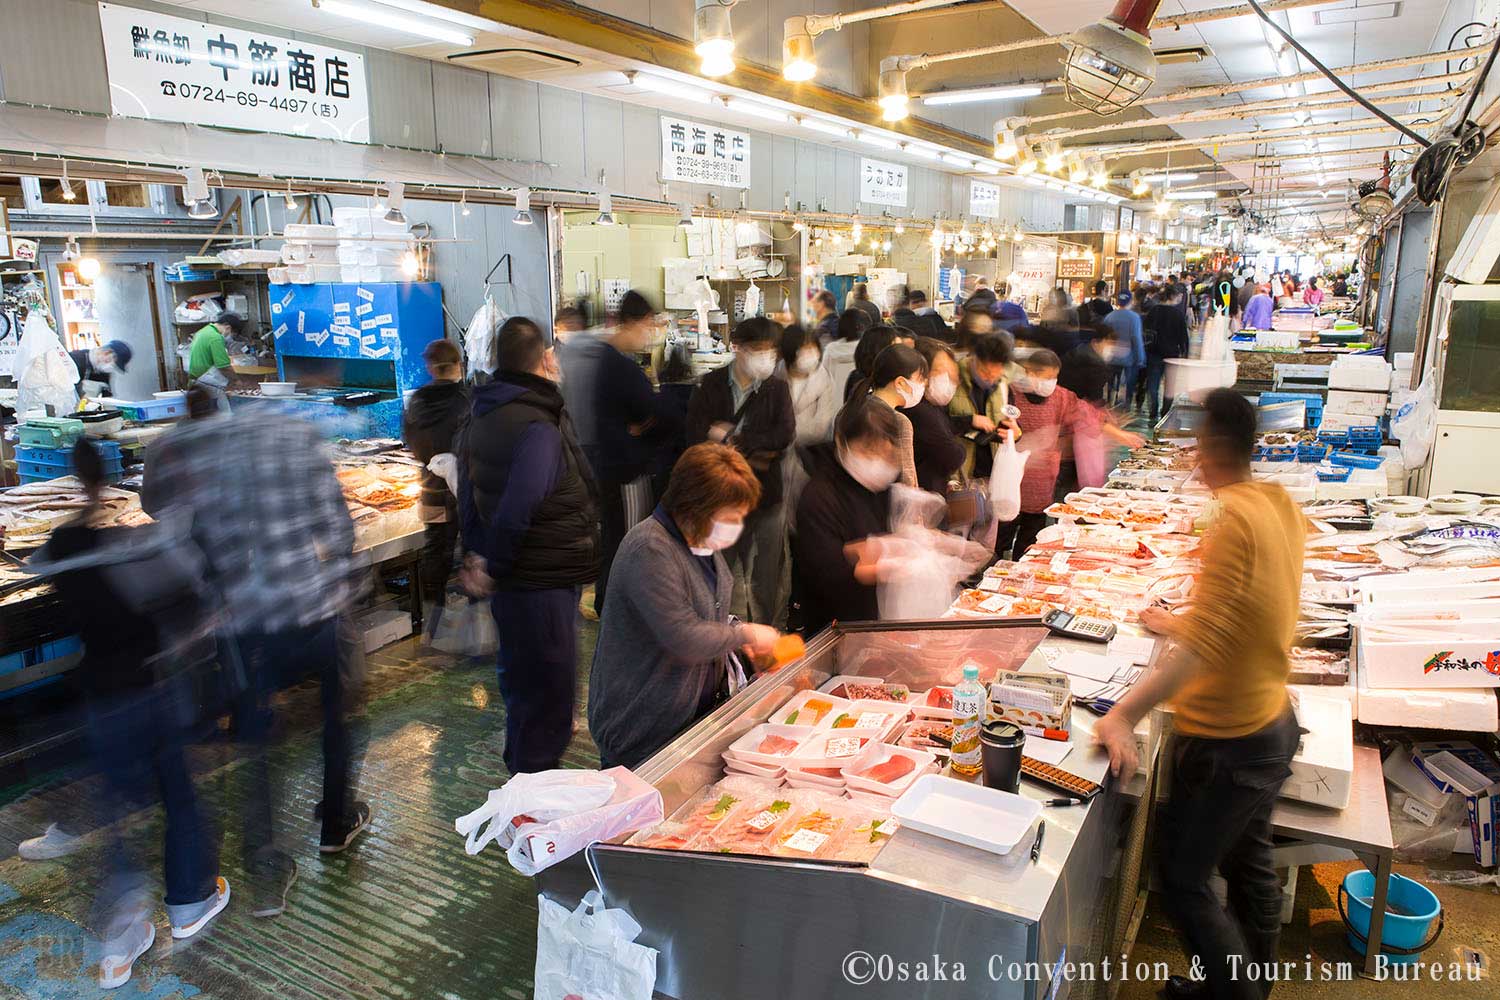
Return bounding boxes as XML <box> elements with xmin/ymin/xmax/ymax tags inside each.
<box><xmin>366</xmin><ymin>48</ymin><xmax>437</xmax><ymax>150</ymax></box>
<box><xmin>432</xmin><ymin>63</ymin><xmax>492</xmax><ymax>157</ymax></box>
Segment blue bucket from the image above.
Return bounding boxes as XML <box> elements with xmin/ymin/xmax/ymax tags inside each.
<box><xmin>1338</xmin><ymin>870</ymin><xmax>1443</xmax><ymax>965</ymax></box>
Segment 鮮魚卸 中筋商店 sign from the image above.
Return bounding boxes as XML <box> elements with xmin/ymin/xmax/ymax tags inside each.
<box><xmin>97</xmin><ymin>3</ymin><xmax>371</xmax><ymax>143</ymax></box>
<box><xmin>660</xmin><ymin>116</ymin><xmax>751</xmax><ymax>189</ymax></box>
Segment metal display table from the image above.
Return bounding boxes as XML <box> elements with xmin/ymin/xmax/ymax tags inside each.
<box><xmin>538</xmin><ymin>620</ymin><xmax>1165</xmax><ymax>1000</ymax></box>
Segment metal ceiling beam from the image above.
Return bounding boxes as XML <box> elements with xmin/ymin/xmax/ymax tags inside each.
<box><xmin>1069</xmin><ymin>111</ymin><xmax>1443</xmax><ymax>156</ymax></box>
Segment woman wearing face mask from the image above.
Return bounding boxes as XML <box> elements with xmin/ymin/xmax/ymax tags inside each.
<box><xmin>910</xmin><ymin>338</ymin><xmax>967</xmax><ymax>495</ymax></box>
<box><xmin>852</xmin><ymin>343</ymin><xmax>928</xmax><ymax>490</ymax></box>
<box><xmin>778</xmin><ymin>325</ymin><xmax>839</xmax><ymax>522</ymax></box>
<box><xmin>791</xmin><ymin>397</ymin><xmax>905</xmax><ymax>636</ymax></box>
<box><xmin>588</xmin><ymin>443</ymin><xmax>786</xmax><ymax>769</ymax></box>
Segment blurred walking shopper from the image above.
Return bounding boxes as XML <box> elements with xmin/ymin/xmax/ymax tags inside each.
<box><xmin>142</xmin><ymin>392</ymin><xmax>365</xmax><ymax>919</ymax></box>
<box><xmin>32</xmin><ymin>439</ymin><xmax>229</xmax><ymax>988</ymax></box>
<box><xmin>1095</xmin><ymin>390</ymin><xmax>1304</xmax><ymax>1000</ymax></box>
<box><xmin>1143</xmin><ymin>284</ymin><xmax>1192</xmax><ymax>425</ymax></box>
<box><xmin>853</xmin><ymin>343</ymin><xmax>929</xmax><ymax>489</ymax></box>
<box><xmin>565</xmin><ymin>289</ymin><xmax>680</xmax><ymax>614</ymax></box>
<box><xmin>687</xmin><ymin>317</ymin><xmax>796</xmax><ymax>626</ymax></box>
<box><xmin>811</xmin><ymin>289</ymin><xmax>840</xmax><ymax>346</ymax></box>
<box><xmin>947</xmin><ymin>332</ymin><xmax>1017</xmax><ymax>481</ymax></box>
<box><xmin>589</xmin><ymin>444</ymin><xmax>784</xmax><ymax>768</ymax></box>
<box><xmin>1103</xmin><ymin>291</ymin><xmax>1146</xmax><ymax>408</ymax></box>
<box><xmin>780</xmin><ymin>323</ymin><xmax>840</xmax><ymax>518</ymax></box>
<box><xmin>821</xmin><ymin>308</ymin><xmax>869</xmax><ymax>398</ymax></box>
<box><xmin>847</xmin><ymin>280</ymin><xmax>883</xmax><ymax>326</ymax></box>
<box><xmin>402</xmin><ymin>339</ymin><xmax>470</xmax><ymax>637</ymax></box>
<box><xmin>459</xmin><ymin>317</ymin><xmax>599</xmax><ymax>774</ymax></box>
<box><xmin>910</xmin><ymin>338</ymin><xmax>967</xmax><ymax>495</ymax></box>
<box><xmin>846</xmin><ymin>322</ymin><xmax>901</xmax><ymax>401</ymax></box>
<box><xmin>1081</xmin><ymin>280</ymin><xmax>1113</xmax><ymax>324</ymax></box>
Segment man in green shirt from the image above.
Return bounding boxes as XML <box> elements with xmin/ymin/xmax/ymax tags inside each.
<box><xmin>187</xmin><ymin>312</ymin><xmax>246</xmax><ymax>411</ymax></box>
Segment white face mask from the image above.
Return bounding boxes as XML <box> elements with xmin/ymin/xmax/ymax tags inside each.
<box><xmin>927</xmin><ymin>372</ymin><xmax>956</xmax><ymax>407</ymax></box>
<box><xmin>740</xmin><ymin>349</ymin><xmax>777</xmax><ymax>382</ymax></box>
<box><xmin>688</xmin><ymin>518</ymin><xmax>744</xmax><ymax>556</ymax></box>
<box><xmin>95</xmin><ymin>360</ymin><xmax>118</xmax><ymax>375</ymax></box>
<box><xmin>896</xmin><ymin>377</ymin><xmax>926</xmax><ymax>409</ymax></box>
<box><xmin>1031</xmin><ymin>378</ymin><xmax>1058</xmax><ymax>397</ymax></box>
<box><xmin>840</xmin><ymin>448</ymin><xmax>901</xmax><ymax>493</ymax></box>
<box><xmin>794</xmin><ymin>348</ymin><xmax>820</xmax><ymax>375</ymax></box>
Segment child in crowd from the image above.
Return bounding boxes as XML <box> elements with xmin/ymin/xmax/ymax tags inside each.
<box><xmin>997</xmin><ymin>349</ymin><xmax>1143</xmax><ymax>559</ymax></box>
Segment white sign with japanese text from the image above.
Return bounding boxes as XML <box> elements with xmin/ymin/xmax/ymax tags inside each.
<box><xmin>969</xmin><ymin>181</ymin><xmax>1000</xmax><ymax>219</ymax></box>
<box><xmin>860</xmin><ymin>158</ymin><xmax>908</xmax><ymax>207</ymax></box>
<box><xmin>660</xmin><ymin>117</ymin><xmax>750</xmax><ymax>188</ymax></box>
<box><xmin>98</xmin><ymin>3</ymin><xmax>370</xmax><ymax>142</ymax></box>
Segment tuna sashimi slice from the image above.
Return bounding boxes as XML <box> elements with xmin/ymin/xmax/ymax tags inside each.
<box><xmin>757</xmin><ymin>734</ymin><xmax>800</xmax><ymax>756</ymax></box>
<box><xmin>859</xmin><ymin>754</ymin><xmax>916</xmax><ymax>784</ymax></box>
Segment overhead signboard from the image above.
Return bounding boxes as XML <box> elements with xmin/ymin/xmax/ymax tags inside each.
<box><xmin>969</xmin><ymin>181</ymin><xmax>1000</xmax><ymax>219</ymax></box>
<box><xmin>98</xmin><ymin>3</ymin><xmax>370</xmax><ymax>142</ymax></box>
<box><xmin>660</xmin><ymin>116</ymin><xmax>751</xmax><ymax>188</ymax></box>
<box><xmin>860</xmin><ymin>158</ymin><xmax>908</xmax><ymax>207</ymax></box>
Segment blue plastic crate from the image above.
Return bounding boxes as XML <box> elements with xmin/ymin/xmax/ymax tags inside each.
<box><xmin>1298</xmin><ymin>442</ymin><xmax>1331</xmax><ymax>462</ymax></box>
<box><xmin>1330</xmin><ymin>450</ymin><xmax>1385</xmax><ymax>469</ymax></box>
<box><xmin>1258</xmin><ymin>392</ymin><xmax>1325</xmax><ymax>429</ymax></box>
<box><xmin>1259</xmin><ymin>447</ymin><xmax>1298</xmax><ymax>463</ymax></box>
<box><xmin>111</xmin><ymin>397</ymin><xmax>188</xmax><ymax>422</ymax></box>
<box><xmin>1316</xmin><ymin>465</ymin><xmax>1352</xmax><ymax>482</ymax></box>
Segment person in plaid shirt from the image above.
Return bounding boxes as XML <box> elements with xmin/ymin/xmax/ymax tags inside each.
<box><xmin>142</xmin><ymin>393</ymin><xmax>370</xmax><ymax>918</ymax></box>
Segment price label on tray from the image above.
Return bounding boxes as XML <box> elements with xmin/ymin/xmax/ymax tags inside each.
<box><xmin>783</xmin><ymin>829</ymin><xmax>830</xmax><ymax>853</ymax></box>
<box><xmin>826</xmin><ymin>737</ymin><xmax>865</xmax><ymax>758</ymax></box>
<box><xmin>1050</xmin><ymin>552</ymin><xmax>1071</xmax><ymax>573</ymax></box>
<box><xmin>746</xmin><ymin>810</ymin><xmax>779</xmax><ymax>831</ymax></box>
<box><xmin>977</xmin><ymin>576</ymin><xmax>1003</xmax><ymax>592</ymax></box>
<box><xmin>854</xmin><ymin>712</ymin><xmax>888</xmax><ymax>730</ymax></box>
<box><xmin>978</xmin><ymin>594</ymin><xmax>1010</xmax><ymax>614</ymax></box>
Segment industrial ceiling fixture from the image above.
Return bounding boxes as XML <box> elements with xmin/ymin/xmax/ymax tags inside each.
<box><xmin>922</xmin><ymin>83</ymin><xmax>1045</xmax><ymax>106</ymax></box>
<box><xmin>1066</xmin><ymin>155</ymin><xmax>1089</xmax><ymax>184</ymax></box>
<box><xmin>62</xmin><ymin>238</ymin><xmax>81</xmax><ymax>262</ymax></box>
<box><xmin>460</xmin><ymin>190</ymin><xmax>471</xmax><ymax>217</ymax></box>
<box><xmin>183</xmin><ymin>166</ymin><xmax>217</xmax><ymax>219</ymax></box>
<box><xmin>629</xmin><ymin>71</ymin><xmax>714</xmax><ymax>104</ymax></box>
<box><xmin>694</xmin><ymin>0</ymin><xmax>738</xmax><ymax>77</ymax></box>
<box><xmin>1130</xmin><ymin>171</ymin><xmax>1151</xmax><ymax>197</ymax></box>
<box><xmin>1014</xmin><ymin>143</ymin><xmax>1039</xmax><ymax>175</ymax></box>
<box><xmin>383</xmin><ymin>181</ymin><xmax>408</xmax><ymax>225</ymax></box>
<box><xmin>60</xmin><ymin>159</ymin><xmax>77</xmax><ymax>201</ymax></box>
<box><xmin>1062</xmin><ymin>0</ymin><xmax>1163</xmax><ymax>116</ymax></box>
<box><xmin>877</xmin><ymin>56</ymin><xmax>909</xmax><ymax>121</ymax></box>
<box><xmin>596</xmin><ymin>176</ymin><xmax>616</xmax><ymax>226</ymax></box>
<box><xmin>1041</xmin><ymin>140</ymin><xmax>1065</xmax><ymax>173</ymax></box>
<box><xmin>993</xmin><ymin>119</ymin><xmax>1026</xmax><ymax>161</ymax></box>
<box><xmin>78</xmin><ymin>254</ymin><xmax>101</xmax><ymax>281</ymax></box>
<box><xmin>283</xmin><ymin>179</ymin><xmax>299</xmax><ymax>212</ymax></box>
<box><xmin>677</xmin><ymin>202</ymin><xmax>694</xmax><ymax>228</ymax></box>
<box><xmin>781</xmin><ymin>0</ymin><xmax>964</xmax><ymax>83</ymax></box>
<box><xmin>1088</xmin><ymin>158</ymin><xmax>1109</xmax><ymax>187</ymax></box>
<box><xmin>513</xmin><ymin>187</ymin><xmax>534</xmax><ymax>226</ymax></box>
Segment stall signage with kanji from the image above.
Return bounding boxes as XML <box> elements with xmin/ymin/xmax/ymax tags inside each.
<box><xmin>860</xmin><ymin>158</ymin><xmax>908</xmax><ymax>207</ymax></box>
<box><xmin>98</xmin><ymin>3</ymin><xmax>370</xmax><ymax>142</ymax></box>
<box><xmin>969</xmin><ymin>181</ymin><xmax>1000</xmax><ymax>219</ymax></box>
<box><xmin>660</xmin><ymin>116</ymin><xmax>750</xmax><ymax>188</ymax></box>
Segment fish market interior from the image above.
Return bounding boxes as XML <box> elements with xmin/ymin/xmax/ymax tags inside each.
<box><xmin>3</xmin><ymin>0</ymin><xmax>1500</xmax><ymax>998</ymax></box>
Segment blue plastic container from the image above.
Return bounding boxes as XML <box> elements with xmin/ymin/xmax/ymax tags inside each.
<box><xmin>1316</xmin><ymin>465</ymin><xmax>1351</xmax><ymax>482</ymax></box>
<box><xmin>1330</xmin><ymin>451</ymin><xmax>1385</xmax><ymax>470</ymax></box>
<box><xmin>1339</xmin><ymin>870</ymin><xmax>1442</xmax><ymax>965</ymax></box>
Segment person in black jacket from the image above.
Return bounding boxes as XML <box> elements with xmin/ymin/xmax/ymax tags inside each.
<box><xmin>402</xmin><ymin>339</ymin><xmax>470</xmax><ymax>631</ymax></box>
<box><xmin>458</xmin><ymin>317</ymin><xmax>599</xmax><ymax>774</ymax></box>
<box><xmin>1081</xmin><ymin>280</ymin><xmax>1113</xmax><ymax>324</ymax></box>
<box><xmin>811</xmin><ymin>289</ymin><xmax>840</xmax><ymax>346</ymax></box>
<box><xmin>792</xmin><ymin>396</ymin><xmax>903</xmax><ymax>636</ymax></box>
<box><xmin>687</xmin><ymin>317</ymin><xmax>796</xmax><ymax>626</ymax></box>
<box><xmin>911</xmin><ymin>337</ymin><xmax>967</xmax><ymax>494</ymax></box>
<box><xmin>1144</xmin><ymin>284</ymin><xmax>1191</xmax><ymax>425</ymax></box>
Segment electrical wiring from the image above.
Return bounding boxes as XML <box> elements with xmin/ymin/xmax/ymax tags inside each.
<box><xmin>1413</xmin><ymin>34</ymin><xmax>1500</xmax><ymax>206</ymax></box>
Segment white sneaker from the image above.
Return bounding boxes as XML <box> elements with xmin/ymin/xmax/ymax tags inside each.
<box><xmin>98</xmin><ymin>919</ymin><xmax>155</xmax><ymax>989</ymax></box>
<box><xmin>171</xmin><ymin>877</ymin><xmax>231</xmax><ymax>940</ymax></box>
<box><xmin>17</xmin><ymin>823</ymin><xmax>82</xmax><ymax>860</ymax></box>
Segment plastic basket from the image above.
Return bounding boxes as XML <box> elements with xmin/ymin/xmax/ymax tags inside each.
<box><xmin>1297</xmin><ymin>443</ymin><xmax>1331</xmax><ymax>462</ymax></box>
<box><xmin>17</xmin><ymin>418</ymin><xmax>84</xmax><ymax>449</ymax></box>
<box><xmin>1316</xmin><ymin>465</ymin><xmax>1352</xmax><ymax>482</ymax></box>
<box><xmin>1330</xmin><ymin>450</ymin><xmax>1384</xmax><ymax>470</ymax></box>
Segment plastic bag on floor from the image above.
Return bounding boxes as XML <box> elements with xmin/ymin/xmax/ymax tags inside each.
<box><xmin>535</xmin><ymin>891</ymin><xmax>658</xmax><ymax>1000</ymax></box>
<box><xmin>430</xmin><ymin>590</ymin><xmax>498</xmax><ymax>659</ymax></box>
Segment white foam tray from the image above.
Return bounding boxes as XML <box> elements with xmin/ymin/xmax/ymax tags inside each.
<box><xmin>890</xmin><ymin>774</ymin><xmax>1042</xmax><ymax>855</ymax></box>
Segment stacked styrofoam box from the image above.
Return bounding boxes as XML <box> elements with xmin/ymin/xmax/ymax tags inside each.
<box><xmin>280</xmin><ymin>223</ymin><xmax>343</xmax><ymax>283</ymax></box>
<box><xmin>1391</xmin><ymin>352</ymin><xmax>1415</xmax><ymax>393</ymax></box>
<box><xmin>330</xmin><ymin>206</ymin><xmax>415</xmax><ymax>283</ymax></box>
<box><xmin>1283</xmin><ymin>690</ymin><xmax>1354</xmax><ymax>809</ymax></box>
<box><xmin>1322</xmin><ymin>357</ymin><xmax>1391</xmax><ymax>437</ymax></box>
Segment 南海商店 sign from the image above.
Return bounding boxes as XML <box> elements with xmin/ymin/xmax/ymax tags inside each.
<box><xmin>660</xmin><ymin>117</ymin><xmax>750</xmax><ymax>188</ymax></box>
<box><xmin>860</xmin><ymin>158</ymin><xmax>908</xmax><ymax>207</ymax></box>
<box><xmin>97</xmin><ymin>3</ymin><xmax>370</xmax><ymax>142</ymax></box>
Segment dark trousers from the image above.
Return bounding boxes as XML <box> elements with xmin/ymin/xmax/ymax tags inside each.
<box><xmin>1156</xmin><ymin>711</ymin><xmax>1300</xmax><ymax>1000</ymax></box>
<box><xmin>1145</xmin><ymin>356</ymin><xmax>1170</xmax><ymax>425</ymax></box>
<box><xmin>594</xmin><ymin>476</ymin><xmax>626</xmax><ymax>614</ymax></box>
<box><xmin>89</xmin><ymin>688</ymin><xmax>218</xmax><ymax>917</ymax></box>
<box><xmin>995</xmin><ymin>511</ymin><xmax>1049</xmax><ymax>561</ymax></box>
<box><xmin>232</xmin><ymin>618</ymin><xmax>356</xmax><ymax>853</ymax></box>
<box><xmin>491</xmin><ymin>588</ymin><xmax>578</xmax><ymax>774</ymax></box>
<box><xmin>420</xmin><ymin>520</ymin><xmax>459</xmax><ymax>607</ymax></box>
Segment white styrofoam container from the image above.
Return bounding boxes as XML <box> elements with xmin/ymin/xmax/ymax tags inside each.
<box><xmin>1359</xmin><ymin>566</ymin><xmax>1500</xmax><ymax>597</ymax></box>
<box><xmin>891</xmin><ymin>774</ymin><xmax>1043</xmax><ymax>855</ymax></box>
<box><xmin>1317</xmin><ymin>409</ymin><xmax>1381</xmax><ymax>434</ymax></box>
<box><xmin>1360</xmin><ymin>582</ymin><xmax>1500</xmax><ymax>604</ymax></box>
<box><xmin>284</xmin><ymin>223</ymin><xmax>340</xmax><ymax>243</ymax></box>
<box><xmin>1327</xmin><ymin>356</ymin><xmax>1393</xmax><ymax>391</ymax></box>
<box><xmin>843</xmin><ymin>745</ymin><xmax>937</xmax><ymax>798</ymax></box>
<box><xmin>1283</xmin><ymin>691</ymin><xmax>1353</xmax><ymax>809</ymax></box>
<box><xmin>1325</xmin><ymin>389</ymin><xmax>1390</xmax><ymax>417</ymax></box>
<box><xmin>356</xmin><ymin>608</ymin><xmax>411</xmax><ymax>652</ymax></box>
<box><xmin>723</xmin><ymin>724</ymin><xmax>817</xmax><ymax>767</ymax></box>
<box><xmin>1355</xmin><ymin>647</ymin><xmax>1500</xmax><ymax>724</ymax></box>
<box><xmin>1360</xmin><ymin>626</ymin><xmax>1500</xmax><ymax>688</ymax></box>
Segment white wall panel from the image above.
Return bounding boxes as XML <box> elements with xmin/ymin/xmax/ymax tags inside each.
<box><xmin>794</xmin><ymin>140</ymin><xmax>819</xmax><ymax>209</ymax></box>
<box><xmin>433</xmin><ymin>64</ymin><xmax>493</xmax><ymax>157</ymax></box>
<box><xmin>489</xmin><ymin>74</ymin><xmax>543</xmax><ymax>165</ymax></box>
<box><xmin>538</xmin><ymin>85</ymin><xmax>588</xmax><ymax>190</ymax></box>
<box><xmin>620</xmin><ymin>103</ymin><xmax>664</xmax><ymax>199</ymax></box>
<box><xmin>770</xmin><ymin>134</ymin><xmax>801</xmax><ymax>210</ymax></box>
<box><xmin>366</xmin><ymin>48</ymin><xmax>437</xmax><ymax>150</ymax></box>
<box><xmin>0</xmin><ymin>0</ymin><xmax>110</xmax><ymax>113</ymax></box>
<box><xmin>814</xmin><ymin>145</ymin><xmax>837</xmax><ymax>210</ymax></box>
<box><xmin>582</xmin><ymin>95</ymin><xmax>628</xmax><ymax>194</ymax></box>
<box><xmin>834</xmin><ymin>150</ymin><xmax>858</xmax><ymax>215</ymax></box>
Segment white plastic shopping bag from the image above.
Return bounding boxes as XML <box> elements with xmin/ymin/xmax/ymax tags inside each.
<box><xmin>535</xmin><ymin>891</ymin><xmax>658</xmax><ymax>1000</ymax></box>
<box><xmin>1198</xmin><ymin>312</ymin><xmax>1232</xmax><ymax>362</ymax></box>
<box><xmin>454</xmin><ymin>769</ymin><xmax>616</xmax><ymax>857</ymax></box>
<box><xmin>15</xmin><ymin>312</ymin><xmax>80</xmax><ymax>418</ymax></box>
<box><xmin>875</xmin><ymin>526</ymin><xmax>992</xmax><ymax>621</ymax></box>
<box><xmin>429</xmin><ymin>590</ymin><xmax>498</xmax><ymax>658</ymax></box>
<box><xmin>1391</xmin><ymin>377</ymin><xmax>1437</xmax><ymax>469</ymax></box>
<box><xmin>505</xmin><ymin>768</ymin><xmax>663</xmax><ymax>876</ymax></box>
<box><xmin>989</xmin><ymin>431</ymin><xmax>1025</xmax><ymax>523</ymax></box>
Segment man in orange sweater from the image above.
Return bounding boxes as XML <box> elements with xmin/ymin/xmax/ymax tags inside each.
<box><xmin>1095</xmin><ymin>388</ymin><xmax>1305</xmax><ymax>1000</ymax></box>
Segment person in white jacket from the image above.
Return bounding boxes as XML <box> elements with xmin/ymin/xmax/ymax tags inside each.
<box><xmin>779</xmin><ymin>324</ymin><xmax>840</xmax><ymax>526</ymax></box>
<box><xmin>819</xmin><ymin>308</ymin><xmax>869</xmax><ymax>404</ymax></box>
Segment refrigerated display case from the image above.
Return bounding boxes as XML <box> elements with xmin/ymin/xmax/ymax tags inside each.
<box><xmin>1420</xmin><ymin>283</ymin><xmax>1500</xmax><ymax>495</ymax></box>
<box><xmin>538</xmin><ymin>619</ymin><xmax>1164</xmax><ymax>1000</ymax></box>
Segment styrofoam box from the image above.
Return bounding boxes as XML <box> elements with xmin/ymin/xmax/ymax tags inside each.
<box><xmin>1316</xmin><ymin>409</ymin><xmax>1381</xmax><ymax>434</ymax></box>
<box><xmin>284</xmin><ymin>223</ymin><xmax>340</xmax><ymax>243</ymax></box>
<box><xmin>1327</xmin><ymin>356</ymin><xmax>1393</xmax><ymax>391</ymax></box>
<box><xmin>1360</xmin><ymin>566</ymin><xmax>1500</xmax><ymax>598</ymax></box>
<box><xmin>1283</xmin><ymin>690</ymin><xmax>1353</xmax><ymax>809</ymax></box>
<box><xmin>356</xmin><ymin>608</ymin><xmax>411</xmax><ymax>652</ymax></box>
<box><xmin>1360</xmin><ymin>626</ymin><xmax>1500</xmax><ymax>688</ymax></box>
<box><xmin>1354</xmin><ymin>651</ymin><xmax>1500</xmax><ymax>728</ymax></box>
<box><xmin>1315</xmin><ymin>467</ymin><xmax>1388</xmax><ymax>501</ymax></box>
<box><xmin>1325</xmin><ymin>389</ymin><xmax>1389</xmax><ymax>417</ymax></box>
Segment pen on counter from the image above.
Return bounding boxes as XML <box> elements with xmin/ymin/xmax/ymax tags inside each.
<box><xmin>1045</xmin><ymin>797</ymin><xmax>1084</xmax><ymax>807</ymax></box>
<box><xmin>1030</xmin><ymin>820</ymin><xmax>1046</xmax><ymax>862</ymax></box>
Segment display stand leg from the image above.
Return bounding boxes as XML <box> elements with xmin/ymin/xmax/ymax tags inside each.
<box><xmin>1358</xmin><ymin>847</ymin><xmax>1394</xmax><ymax>978</ymax></box>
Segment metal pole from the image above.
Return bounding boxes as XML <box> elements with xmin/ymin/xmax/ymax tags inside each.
<box><xmin>1071</xmin><ymin>112</ymin><xmax>1441</xmax><ymax>157</ymax></box>
<box><xmin>804</xmin><ymin>0</ymin><xmax>963</xmax><ymax>35</ymax></box>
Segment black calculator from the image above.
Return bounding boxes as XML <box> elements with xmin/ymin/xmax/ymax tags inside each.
<box><xmin>1042</xmin><ymin>609</ymin><xmax>1117</xmax><ymax>644</ymax></box>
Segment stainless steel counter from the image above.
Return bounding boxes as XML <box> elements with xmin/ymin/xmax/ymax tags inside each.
<box><xmin>538</xmin><ymin>620</ymin><xmax>1164</xmax><ymax>1000</ymax></box>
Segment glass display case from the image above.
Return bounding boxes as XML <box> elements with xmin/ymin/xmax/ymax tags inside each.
<box><xmin>1422</xmin><ymin>284</ymin><xmax>1500</xmax><ymax>495</ymax></box>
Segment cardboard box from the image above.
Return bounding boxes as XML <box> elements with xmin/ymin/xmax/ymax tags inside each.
<box><xmin>1283</xmin><ymin>691</ymin><xmax>1353</xmax><ymax>809</ymax></box>
<box><xmin>1412</xmin><ymin>742</ymin><xmax>1500</xmax><ymax>867</ymax></box>
<box><xmin>988</xmin><ymin>670</ymin><xmax>1073</xmax><ymax>738</ymax></box>
<box><xmin>1325</xmin><ymin>389</ymin><xmax>1389</xmax><ymax>417</ymax></box>
<box><xmin>356</xmin><ymin>608</ymin><xmax>412</xmax><ymax>653</ymax></box>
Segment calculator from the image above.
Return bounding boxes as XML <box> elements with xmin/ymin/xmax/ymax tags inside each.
<box><xmin>1042</xmin><ymin>609</ymin><xmax>1117</xmax><ymax>644</ymax></box>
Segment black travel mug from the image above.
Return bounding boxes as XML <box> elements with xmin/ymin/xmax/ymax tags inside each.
<box><xmin>980</xmin><ymin>721</ymin><xmax>1025</xmax><ymax>793</ymax></box>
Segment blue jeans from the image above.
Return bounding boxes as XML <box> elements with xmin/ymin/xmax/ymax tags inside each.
<box><xmin>491</xmin><ymin>588</ymin><xmax>579</xmax><ymax>774</ymax></box>
<box><xmin>88</xmin><ymin>686</ymin><xmax>218</xmax><ymax>929</ymax></box>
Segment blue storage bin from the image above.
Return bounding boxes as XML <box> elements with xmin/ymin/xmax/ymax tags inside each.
<box><xmin>1330</xmin><ymin>450</ymin><xmax>1384</xmax><ymax>470</ymax></box>
<box><xmin>1258</xmin><ymin>392</ymin><xmax>1324</xmax><ymax>429</ymax></box>
<box><xmin>1298</xmin><ymin>443</ymin><xmax>1331</xmax><ymax>462</ymax></box>
<box><xmin>1316</xmin><ymin>465</ymin><xmax>1352</xmax><ymax>482</ymax></box>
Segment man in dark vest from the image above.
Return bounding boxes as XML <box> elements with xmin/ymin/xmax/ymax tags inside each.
<box><xmin>458</xmin><ymin>316</ymin><xmax>599</xmax><ymax>774</ymax></box>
